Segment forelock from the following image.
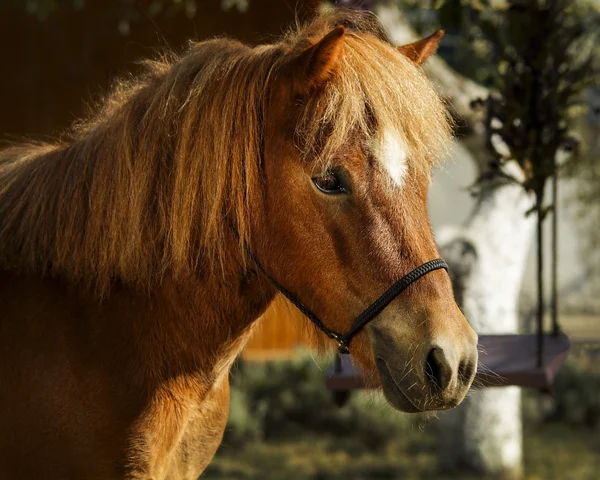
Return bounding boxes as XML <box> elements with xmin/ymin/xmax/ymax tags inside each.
<box><xmin>285</xmin><ymin>9</ymin><xmax>452</xmax><ymax>180</ymax></box>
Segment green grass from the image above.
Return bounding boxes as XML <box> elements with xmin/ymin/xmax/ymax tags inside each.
<box><xmin>205</xmin><ymin>422</ymin><xmax>599</xmax><ymax>480</ymax></box>
<box><xmin>523</xmin><ymin>422</ymin><xmax>600</xmax><ymax>480</ymax></box>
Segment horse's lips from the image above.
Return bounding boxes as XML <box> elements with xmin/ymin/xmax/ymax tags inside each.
<box><xmin>376</xmin><ymin>358</ymin><xmax>423</xmax><ymax>413</ymax></box>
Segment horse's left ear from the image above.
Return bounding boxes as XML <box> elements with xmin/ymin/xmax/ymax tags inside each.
<box><xmin>398</xmin><ymin>30</ymin><xmax>444</xmax><ymax>65</ymax></box>
<box><xmin>291</xmin><ymin>25</ymin><xmax>345</xmax><ymax>95</ymax></box>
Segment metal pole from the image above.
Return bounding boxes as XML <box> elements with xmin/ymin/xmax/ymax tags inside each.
<box><xmin>536</xmin><ymin>194</ymin><xmax>545</xmax><ymax>367</ymax></box>
<box><xmin>551</xmin><ymin>169</ymin><xmax>559</xmax><ymax>337</ymax></box>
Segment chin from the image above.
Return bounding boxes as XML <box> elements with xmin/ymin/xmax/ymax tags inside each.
<box><xmin>376</xmin><ymin>358</ymin><xmax>423</xmax><ymax>413</ymax></box>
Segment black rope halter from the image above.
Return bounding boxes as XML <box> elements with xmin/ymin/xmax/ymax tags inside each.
<box><xmin>227</xmin><ymin>221</ymin><xmax>447</xmax><ymax>354</ymax></box>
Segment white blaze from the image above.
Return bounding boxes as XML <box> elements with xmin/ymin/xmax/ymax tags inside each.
<box><xmin>374</xmin><ymin>129</ymin><xmax>408</xmax><ymax>187</ymax></box>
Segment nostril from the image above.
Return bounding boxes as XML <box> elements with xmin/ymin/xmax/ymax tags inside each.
<box><xmin>425</xmin><ymin>348</ymin><xmax>451</xmax><ymax>391</ymax></box>
<box><xmin>425</xmin><ymin>349</ymin><xmax>440</xmax><ymax>390</ymax></box>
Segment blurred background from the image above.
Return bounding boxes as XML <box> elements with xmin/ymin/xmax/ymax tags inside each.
<box><xmin>1</xmin><ymin>0</ymin><xmax>598</xmax><ymax>479</ymax></box>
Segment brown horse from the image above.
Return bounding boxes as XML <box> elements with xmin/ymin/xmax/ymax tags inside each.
<box><xmin>0</xmin><ymin>9</ymin><xmax>477</xmax><ymax>479</ymax></box>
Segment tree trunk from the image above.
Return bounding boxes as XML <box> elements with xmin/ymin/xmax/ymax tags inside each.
<box><xmin>436</xmin><ymin>170</ymin><xmax>536</xmax><ymax>479</ymax></box>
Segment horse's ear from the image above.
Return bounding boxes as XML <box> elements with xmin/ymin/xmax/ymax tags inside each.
<box><xmin>398</xmin><ymin>30</ymin><xmax>444</xmax><ymax>65</ymax></box>
<box><xmin>292</xmin><ymin>25</ymin><xmax>345</xmax><ymax>95</ymax></box>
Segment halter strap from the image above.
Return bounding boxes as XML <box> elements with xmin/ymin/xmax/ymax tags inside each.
<box><xmin>227</xmin><ymin>220</ymin><xmax>447</xmax><ymax>354</ymax></box>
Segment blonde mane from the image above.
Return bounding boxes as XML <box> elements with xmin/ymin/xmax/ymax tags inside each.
<box><xmin>0</xmin><ymin>9</ymin><xmax>451</xmax><ymax>296</ymax></box>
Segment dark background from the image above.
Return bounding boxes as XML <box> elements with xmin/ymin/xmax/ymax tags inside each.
<box><xmin>0</xmin><ymin>0</ymin><xmax>319</xmax><ymax>139</ymax></box>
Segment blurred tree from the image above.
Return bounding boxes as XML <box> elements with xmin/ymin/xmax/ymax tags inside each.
<box><xmin>436</xmin><ymin>1</ymin><xmax>598</xmax><ymax>478</ymax></box>
<box><xmin>366</xmin><ymin>1</ymin><xmax>599</xmax><ymax>478</ymax></box>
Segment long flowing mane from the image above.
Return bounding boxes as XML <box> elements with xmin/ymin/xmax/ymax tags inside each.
<box><xmin>0</xmin><ymin>9</ymin><xmax>451</xmax><ymax>296</ymax></box>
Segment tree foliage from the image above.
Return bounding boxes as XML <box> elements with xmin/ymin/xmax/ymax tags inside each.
<box><xmin>468</xmin><ymin>1</ymin><xmax>600</xmax><ymax>285</ymax></box>
<box><xmin>472</xmin><ymin>1</ymin><xmax>598</xmax><ymax>195</ymax></box>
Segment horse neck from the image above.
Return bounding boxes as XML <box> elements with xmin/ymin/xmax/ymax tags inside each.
<box><xmin>121</xmin><ymin>261</ymin><xmax>277</xmax><ymax>385</ymax></box>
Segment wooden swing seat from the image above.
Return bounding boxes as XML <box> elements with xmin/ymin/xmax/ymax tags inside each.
<box><xmin>325</xmin><ymin>333</ymin><xmax>570</xmax><ymax>392</ymax></box>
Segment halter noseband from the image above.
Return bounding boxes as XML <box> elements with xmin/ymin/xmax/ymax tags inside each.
<box><xmin>228</xmin><ymin>222</ymin><xmax>447</xmax><ymax>354</ymax></box>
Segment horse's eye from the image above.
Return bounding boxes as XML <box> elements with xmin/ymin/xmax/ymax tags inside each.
<box><xmin>312</xmin><ymin>169</ymin><xmax>349</xmax><ymax>195</ymax></box>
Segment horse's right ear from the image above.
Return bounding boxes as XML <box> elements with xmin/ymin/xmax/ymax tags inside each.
<box><xmin>290</xmin><ymin>26</ymin><xmax>345</xmax><ymax>95</ymax></box>
<box><xmin>398</xmin><ymin>30</ymin><xmax>444</xmax><ymax>64</ymax></box>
